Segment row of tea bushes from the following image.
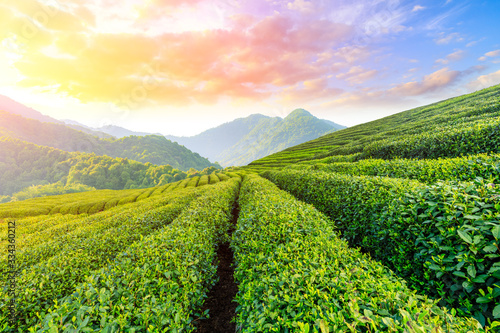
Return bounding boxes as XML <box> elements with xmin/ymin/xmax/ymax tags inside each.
<box><xmin>264</xmin><ymin>170</ymin><xmax>500</xmax><ymax>327</ymax></box>
<box><xmin>231</xmin><ymin>175</ymin><xmax>481</xmax><ymax>332</ymax></box>
<box><xmin>288</xmin><ymin>153</ymin><xmax>500</xmax><ymax>184</ymax></box>
<box><xmin>0</xmin><ymin>188</ymin><xmax>204</xmax><ymax>274</ymax></box>
<box><xmin>1</xmin><ymin>187</ymin><xmax>209</xmax><ymax>331</ymax></box>
<box><xmin>29</xmin><ymin>178</ymin><xmax>241</xmax><ymax>332</ymax></box>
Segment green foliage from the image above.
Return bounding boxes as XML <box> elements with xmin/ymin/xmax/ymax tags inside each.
<box><xmin>0</xmin><ymin>171</ymin><xmax>236</xmax><ymax>219</ymax></box>
<box><xmin>8</xmin><ymin>182</ymin><xmax>95</xmax><ymax>201</ymax></box>
<box><xmin>0</xmin><ymin>137</ymin><xmax>192</xmax><ymax>197</ymax></box>
<box><xmin>30</xmin><ymin>178</ymin><xmax>240</xmax><ymax>332</ymax></box>
<box><xmin>264</xmin><ymin>169</ymin><xmax>500</xmax><ymax>326</ymax></box>
<box><xmin>65</xmin><ymin>153</ymin><xmax>186</xmax><ymax>190</ymax></box>
<box><xmin>198</xmin><ymin>174</ymin><xmax>209</xmax><ymax>186</ymax></box>
<box><xmin>232</xmin><ymin>175</ymin><xmax>480</xmax><ymax>332</ymax></box>
<box><xmin>186</xmin><ymin>176</ymin><xmax>200</xmax><ymax>187</ymax></box>
<box><xmin>0</xmin><ymin>137</ymin><xmax>72</xmax><ymax>196</ymax></box>
<box><xmin>216</xmin><ymin>173</ymin><xmax>230</xmax><ymax>181</ymax></box>
<box><xmin>0</xmin><ymin>188</ymin><xmax>144</xmax><ymax>218</ymax></box>
<box><xmin>0</xmin><ymin>214</ymin><xmax>78</xmax><ymax>249</ymax></box>
<box><xmin>209</xmin><ymin>173</ymin><xmax>220</xmax><ymax>184</ymax></box>
<box><xmin>1</xmin><ymin>187</ymin><xmax>209</xmax><ymax>331</ymax></box>
<box><xmin>397</xmin><ymin>181</ymin><xmax>500</xmax><ymax>325</ymax></box>
<box><xmin>290</xmin><ymin>154</ymin><xmax>500</xmax><ymax>184</ymax></box>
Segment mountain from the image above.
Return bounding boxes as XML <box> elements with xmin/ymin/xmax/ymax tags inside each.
<box><xmin>62</xmin><ymin>120</ymin><xmax>168</xmax><ymax>139</ymax></box>
<box><xmin>0</xmin><ymin>94</ymin><xmax>63</xmax><ymax>124</ymax></box>
<box><xmin>165</xmin><ymin>114</ymin><xmax>271</xmax><ymax>164</ymax></box>
<box><xmin>0</xmin><ymin>137</ymin><xmax>217</xmax><ymax>197</ymax></box>
<box><xmin>94</xmin><ymin>125</ymin><xmax>161</xmax><ymax>138</ymax></box>
<box><xmin>166</xmin><ymin>109</ymin><xmax>346</xmax><ymax>166</ymax></box>
<box><xmin>0</xmin><ymin>111</ymin><xmax>220</xmax><ymax>171</ymax></box>
<box><xmin>0</xmin><ymin>96</ymin><xmax>112</xmax><ymax>138</ymax></box>
<box><xmin>59</xmin><ymin>119</ymin><xmax>112</xmax><ymax>138</ymax></box>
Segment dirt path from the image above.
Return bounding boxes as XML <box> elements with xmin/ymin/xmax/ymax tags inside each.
<box><xmin>196</xmin><ymin>202</ymin><xmax>239</xmax><ymax>333</ymax></box>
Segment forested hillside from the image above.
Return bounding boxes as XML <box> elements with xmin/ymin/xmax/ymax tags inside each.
<box><xmin>166</xmin><ymin>109</ymin><xmax>345</xmax><ymax>166</ymax></box>
<box><xmin>0</xmin><ymin>137</ymin><xmax>219</xmax><ymax>199</ymax></box>
<box><xmin>0</xmin><ymin>111</ymin><xmax>219</xmax><ymax>171</ymax></box>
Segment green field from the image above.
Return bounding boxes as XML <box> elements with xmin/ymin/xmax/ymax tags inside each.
<box><xmin>3</xmin><ymin>84</ymin><xmax>500</xmax><ymax>331</ymax></box>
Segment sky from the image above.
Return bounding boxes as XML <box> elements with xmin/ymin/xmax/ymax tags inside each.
<box><xmin>0</xmin><ymin>0</ymin><xmax>500</xmax><ymax>136</ymax></box>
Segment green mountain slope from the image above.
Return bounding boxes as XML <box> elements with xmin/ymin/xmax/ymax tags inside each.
<box><xmin>0</xmin><ymin>111</ymin><xmax>219</xmax><ymax>171</ymax></box>
<box><xmin>0</xmin><ymin>137</ymin><xmax>200</xmax><ymax>197</ymax></box>
<box><xmin>165</xmin><ymin>114</ymin><xmax>272</xmax><ymax>165</ymax></box>
<box><xmin>248</xmin><ymin>84</ymin><xmax>500</xmax><ymax>169</ymax></box>
<box><xmin>166</xmin><ymin>109</ymin><xmax>346</xmax><ymax>166</ymax></box>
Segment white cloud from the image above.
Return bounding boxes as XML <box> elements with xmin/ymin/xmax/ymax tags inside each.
<box><xmin>286</xmin><ymin>0</ymin><xmax>315</xmax><ymax>14</ymax></box>
<box><xmin>478</xmin><ymin>49</ymin><xmax>500</xmax><ymax>62</ymax></box>
<box><xmin>412</xmin><ymin>5</ymin><xmax>426</xmax><ymax>12</ymax></box>
<box><xmin>485</xmin><ymin>50</ymin><xmax>500</xmax><ymax>57</ymax></box>
<box><xmin>336</xmin><ymin>66</ymin><xmax>378</xmax><ymax>85</ymax></box>
<box><xmin>434</xmin><ymin>32</ymin><xmax>464</xmax><ymax>45</ymax></box>
<box><xmin>468</xmin><ymin>70</ymin><xmax>500</xmax><ymax>91</ymax></box>
<box><xmin>435</xmin><ymin>49</ymin><xmax>465</xmax><ymax>65</ymax></box>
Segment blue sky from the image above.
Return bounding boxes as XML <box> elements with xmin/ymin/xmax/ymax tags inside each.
<box><xmin>0</xmin><ymin>0</ymin><xmax>499</xmax><ymax>135</ymax></box>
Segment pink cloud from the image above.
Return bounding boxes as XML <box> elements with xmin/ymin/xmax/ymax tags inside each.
<box><xmin>278</xmin><ymin>77</ymin><xmax>343</xmax><ymax>106</ymax></box>
<box><xmin>9</xmin><ymin>4</ymin><xmax>353</xmax><ymax>107</ymax></box>
<box><xmin>389</xmin><ymin>68</ymin><xmax>460</xmax><ymax>96</ymax></box>
<box><xmin>336</xmin><ymin>66</ymin><xmax>378</xmax><ymax>85</ymax></box>
<box><xmin>435</xmin><ymin>49</ymin><xmax>465</xmax><ymax>65</ymax></box>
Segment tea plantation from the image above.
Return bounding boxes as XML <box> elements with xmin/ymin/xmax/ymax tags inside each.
<box><xmin>2</xmin><ymin>84</ymin><xmax>500</xmax><ymax>332</ymax></box>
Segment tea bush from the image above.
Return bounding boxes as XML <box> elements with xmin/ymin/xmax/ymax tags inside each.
<box><xmin>232</xmin><ymin>175</ymin><xmax>481</xmax><ymax>332</ymax></box>
<box><xmin>31</xmin><ymin>178</ymin><xmax>240</xmax><ymax>332</ymax></box>
<box><xmin>264</xmin><ymin>170</ymin><xmax>500</xmax><ymax>327</ymax></box>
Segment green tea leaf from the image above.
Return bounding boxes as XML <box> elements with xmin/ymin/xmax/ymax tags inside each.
<box><xmin>319</xmin><ymin>319</ymin><xmax>329</xmax><ymax>333</ymax></box>
<box><xmin>476</xmin><ymin>296</ymin><xmax>491</xmax><ymax>304</ymax></box>
<box><xmin>494</xmin><ymin>305</ymin><xmax>500</xmax><ymax>319</ymax></box>
<box><xmin>484</xmin><ymin>244</ymin><xmax>497</xmax><ymax>253</ymax></box>
<box><xmin>458</xmin><ymin>229</ymin><xmax>473</xmax><ymax>244</ymax></box>
<box><xmin>468</xmin><ymin>265</ymin><xmax>477</xmax><ymax>278</ymax></box>
<box><xmin>493</xmin><ymin>226</ymin><xmax>500</xmax><ymax>240</ymax></box>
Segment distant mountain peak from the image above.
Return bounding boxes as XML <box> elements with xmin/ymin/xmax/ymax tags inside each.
<box><xmin>286</xmin><ymin>108</ymin><xmax>313</xmax><ymax>118</ymax></box>
<box><xmin>0</xmin><ymin>94</ymin><xmax>62</xmax><ymax>124</ymax></box>
<box><xmin>246</xmin><ymin>113</ymin><xmax>269</xmax><ymax>120</ymax></box>
<box><xmin>166</xmin><ymin>110</ymin><xmax>346</xmax><ymax>166</ymax></box>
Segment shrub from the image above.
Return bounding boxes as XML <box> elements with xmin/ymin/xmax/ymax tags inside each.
<box><xmin>232</xmin><ymin>175</ymin><xmax>481</xmax><ymax>332</ymax></box>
